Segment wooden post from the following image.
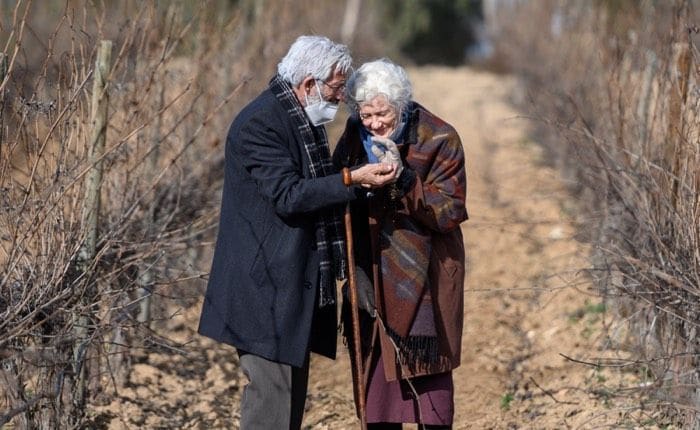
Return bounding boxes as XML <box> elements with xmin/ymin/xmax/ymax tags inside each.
<box><xmin>80</xmin><ymin>40</ymin><xmax>112</xmax><ymax>263</ymax></box>
<box><xmin>341</xmin><ymin>0</ymin><xmax>362</xmax><ymax>45</ymax></box>
<box><xmin>669</xmin><ymin>40</ymin><xmax>690</xmax><ymax>211</ymax></box>
<box><xmin>72</xmin><ymin>39</ymin><xmax>112</xmax><ymax>421</ymax></box>
<box><xmin>635</xmin><ymin>50</ymin><xmax>656</xmax><ymax>152</ymax></box>
<box><xmin>665</xmin><ymin>2</ymin><xmax>691</xmax><ymax>212</ymax></box>
<box><xmin>135</xmin><ymin>77</ymin><xmax>165</xmax><ymax>328</ymax></box>
<box><xmin>0</xmin><ymin>53</ymin><xmax>7</xmax><ymax>162</ymax></box>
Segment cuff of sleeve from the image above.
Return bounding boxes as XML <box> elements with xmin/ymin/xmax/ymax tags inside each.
<box><xmin>342</xmin><ymin>167</ymin><xmax>353</xmax><ymax>186</ymax></box>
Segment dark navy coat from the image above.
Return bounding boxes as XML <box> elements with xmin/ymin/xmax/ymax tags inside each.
<box><xmin>198</xmin><ymin>87</ymin><xmax>356</xmax><ymax>368</ymax></box>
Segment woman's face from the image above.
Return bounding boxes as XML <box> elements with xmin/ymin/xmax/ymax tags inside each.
<box><xmin>358</xmin><ymin>96</ymin><xmax>398</xmax><ymax>138</ymax></box>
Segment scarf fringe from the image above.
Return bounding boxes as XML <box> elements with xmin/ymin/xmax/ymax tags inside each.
<box><xmin>385</xmin><ymin>326</ymin><xmax>439</xmax><ymax>371</ymax></box>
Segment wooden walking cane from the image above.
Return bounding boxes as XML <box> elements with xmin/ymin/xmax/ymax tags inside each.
<box><xmin>343</xmin><ymin>169</ymin><xmax>368</xmax><ymax>430</ymax></box>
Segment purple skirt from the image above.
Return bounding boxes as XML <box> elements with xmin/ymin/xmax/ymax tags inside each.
<box><xmin>365</xmin><ymin>351</ymin><xmax>454</xmax><ymax>425</ymax></box>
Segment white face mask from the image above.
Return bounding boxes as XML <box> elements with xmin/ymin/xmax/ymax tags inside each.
<box><xmin>304</xmin><ymin>81</ymin><xmax>339</xmax><ymax>126</ymax></box>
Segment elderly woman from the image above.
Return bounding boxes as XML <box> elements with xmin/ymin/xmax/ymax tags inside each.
<box><xmin>333</xmin><ymin>59</ymin><xmax>468</xmax><ymax>429</ymax></box>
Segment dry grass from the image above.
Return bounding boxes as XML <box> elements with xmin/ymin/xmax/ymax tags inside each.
<box><xmin>0</xmin><ymin>0</ymin><xmax>370</xmax><ymax>427</ymax></box>
<box><xmin>492</xmin><ymin>0</ymin><xmax>700</xmax><ymax>426</ymax></box>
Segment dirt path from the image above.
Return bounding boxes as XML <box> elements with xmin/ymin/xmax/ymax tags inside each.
<box><xmin>304</xmin><ymin>66</ymin><xmax>636</xmax><ymax>429</ymax></box>
<box><xmin>99</xmin><ymin>67</ymin><xmax>646</xmax><ymax>429</ymax></box>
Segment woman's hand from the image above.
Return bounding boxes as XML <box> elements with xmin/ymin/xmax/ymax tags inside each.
<box><xmin>350</xmin><ymin>163</ymin><xmax>397</xmax><ymax>188</ymax></box>
<box><xmin>370</xmin><ymin>136</ymin><xmax>404</xmax><ymax>178</ymax></box>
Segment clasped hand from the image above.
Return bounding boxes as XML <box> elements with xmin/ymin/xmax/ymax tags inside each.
<box><xmin>350</xmin><ymin>162</ymin><xmax>397</xmax><ymax>188</ymax></box>
<box><xmin>347</xmin><ymin>136</ymin><xmax>404</xmax><ymax>188</ymax></box>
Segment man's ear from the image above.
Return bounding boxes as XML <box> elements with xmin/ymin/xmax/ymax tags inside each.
<box><xmin>292</xmin><ymin>76</ymin><xmax>316</xmax><ymax>105</ymax></box>
<box><xmin>299</xmin><ymin>76</ymin><xmax>315</xmax><ymax>93</ymax></box>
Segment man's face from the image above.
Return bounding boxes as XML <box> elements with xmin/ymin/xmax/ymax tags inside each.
<box><xmin>315</xmin><ymin>69</ymin><xmax>347</xmax><ymax>104</ymax></box>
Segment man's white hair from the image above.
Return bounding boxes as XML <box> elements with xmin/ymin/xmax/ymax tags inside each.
<box><xmin>277</xmin><ymin>35</ymin><xmax>352</xmax><ymax>86</ymax></box>
<box><xmin>345</xmin><ymin>58</ymin><xmax>413</xmax><ymax>114</ymax></box>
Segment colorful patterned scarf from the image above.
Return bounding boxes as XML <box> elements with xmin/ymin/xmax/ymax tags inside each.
<box><xmin>357</xmin><ymin>106</ymin><xmax>440</xmax><ymax>368</ymax></box>
<box><xmin>377</xmin><ymin>192</ymin><xmax>439</xmax><ymax>369</ymax></box>
<box><xmin>269</xmin><ymin>75</ymin><xmax>347</xmax><ymax>307</ymax></box>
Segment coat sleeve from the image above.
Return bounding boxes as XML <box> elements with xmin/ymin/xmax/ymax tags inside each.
<box><xmin>233</xmin><ymin>110</ymin><xmax>355</xmax><ymax>217</ymax></box>
<box><xmin>401</xmin><ymin>127</ymin><xmax>468</xmax><ymax>233</ymax></box>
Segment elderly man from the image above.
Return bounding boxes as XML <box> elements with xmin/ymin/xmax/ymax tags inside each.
<box><xmin>198</xmin><ymin>35</ymin><xmax>397</xmax><ymax>429</ymax></box>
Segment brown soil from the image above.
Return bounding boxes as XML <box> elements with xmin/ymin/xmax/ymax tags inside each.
<box><xmin>95</xmin><ymin>67</ymin><xmax>665</xmax><ymax>429</ymax></box>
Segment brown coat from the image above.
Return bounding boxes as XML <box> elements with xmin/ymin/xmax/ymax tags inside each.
<box><xmin>334</xmin><ymin>102</ymin><xmax>467</xmax><ymax>381</ymax></box>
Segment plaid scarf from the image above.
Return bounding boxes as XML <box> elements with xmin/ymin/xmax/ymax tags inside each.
<box><xmin>269</xmin><ymin>75</ymin><xmax>347</xmax><ymax>307</ymax></box>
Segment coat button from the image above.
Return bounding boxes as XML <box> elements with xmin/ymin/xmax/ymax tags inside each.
<box><xmin>304</xmin><ymin>281</ymin><xmax>312</xmax><ymax>289</ymax></box>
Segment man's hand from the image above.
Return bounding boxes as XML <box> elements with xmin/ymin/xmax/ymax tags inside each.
<box><xmin>350</xmin><ymin>163</ymin><xmax>397</xmax><ymax>188</ymax></box>
<box><xmin>370</xmin><ymin>136</ymin><xmax>404</xmax><ymax>178</ymax></box>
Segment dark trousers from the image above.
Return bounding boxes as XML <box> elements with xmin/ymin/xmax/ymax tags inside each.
<box><xmin>237</xmin><ymin>350</ymin><xmax>310</xmax><ymax>430</ymax></box>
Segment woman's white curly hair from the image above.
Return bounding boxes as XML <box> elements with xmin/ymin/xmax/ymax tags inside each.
<box><xmin>345</xmin><ymin>58</ymin><xmax>413</xmax><ymax>114</ymax></box>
